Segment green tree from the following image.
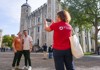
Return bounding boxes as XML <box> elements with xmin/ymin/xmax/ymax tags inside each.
<box><xmin>61</xmin><ymin>0</ymin><xmax>100</xmax><ymax>52</ymax></box>
<box><xmin>2</xmin><ymin>35</ymin><xmax>13</xmax><ymax>48</ymax></box>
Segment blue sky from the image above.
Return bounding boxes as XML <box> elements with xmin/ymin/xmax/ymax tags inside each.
<box><xmin>0</xmin><ymin>0</ymin><xmax>47</xmax><ymax>35</ymax></box>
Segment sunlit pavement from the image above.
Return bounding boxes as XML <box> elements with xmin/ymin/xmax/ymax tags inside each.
<box><xmin>0</xmin><ymin>52</ymin><xmax>100</xmax><ymax>70</ymax></box>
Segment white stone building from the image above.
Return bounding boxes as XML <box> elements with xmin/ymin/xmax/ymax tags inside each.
<box><xmin>20</xmin><ymin>0</ymin><xmax>95</xmax><ymax>52</ymax></box>
<box><xmin>20</xmin><ymin>0</ymin><xmax>61</xmax><ymax>47</ymax></box>
<box><xmin>0</xmin><ymin>29</ymin><xmax>2</xmax><ymax>48</ymax></box>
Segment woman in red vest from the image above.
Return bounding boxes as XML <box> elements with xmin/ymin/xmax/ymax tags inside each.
<box><xmin>44</xmin><ymin>10</ymin><xmax>75</xmax><ymax>70</ymax></box>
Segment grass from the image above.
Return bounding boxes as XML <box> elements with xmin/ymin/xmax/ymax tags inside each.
<box><xmin>84</xmin><ymin>52</ymin><xmax>93</xmax><ymax>55</ymax></box>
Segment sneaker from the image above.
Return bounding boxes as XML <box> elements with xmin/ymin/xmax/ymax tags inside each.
<box><xmin>12</xmin><ymin>67</ymin><xmax>15</xmax><ymax>70</ymax></box>
<box><xmin>28</xmin><ymin>66</ymin><xmax>32</xmax><ymax>70</ymax></box>
<box><xmin>22</xmin><ymin>66</ymin><xmax>28</xmax><ymax>69</ymax></box>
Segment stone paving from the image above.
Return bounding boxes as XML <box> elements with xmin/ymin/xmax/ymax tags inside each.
<box><xmin>0</xmin><ymin>52</ymin><xmax>100</xmax><ymax>70</ymax></box>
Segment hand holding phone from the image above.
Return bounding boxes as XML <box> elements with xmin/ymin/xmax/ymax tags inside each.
<box><xmin>46</xmin><ymin>19</ymin><xmax>52</xmax><ymax>22</ymax></box>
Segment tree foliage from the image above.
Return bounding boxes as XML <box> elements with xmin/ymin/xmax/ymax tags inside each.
<box><xmin>2</xmin><ymin>35</ymin><xmax>13</xmax><ymax>48</ymax></box>
<box><xmin>61</xmin><ymin>0</ymin><xmax>100</xmax><ymax>52</ymax></box>
<box><xmin>61</xmin><ymin>0</ymin><xmax>100</xmax><ymax>29</ymax></box>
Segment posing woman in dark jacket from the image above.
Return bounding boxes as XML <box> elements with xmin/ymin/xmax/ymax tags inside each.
<box><xmin>44</xmin><ymin>10</ymin><xmax>75</xmax><ymax>70</ymax></box>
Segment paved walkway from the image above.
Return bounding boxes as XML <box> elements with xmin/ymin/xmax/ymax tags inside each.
<box><xmin>0</xmin><ymin>52</ymin><xmax>100</xmax><ymax>70</ymax></box>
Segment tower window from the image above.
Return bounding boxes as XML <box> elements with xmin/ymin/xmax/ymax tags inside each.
<box><xmin>26</xmin><ymin>10</ymin><xmax>28</xmax><ymax>12</ymax></box>
<box><xmin>38</xmin><ymin>17</ymin><xmax>40</xmax><ymax>22</ymax></box>
<box><xmin>28</xmin><ymin>30</ymin><xmax>30</xmax><ymax>35</ymax></box>
<box><xmin>38</xmin><ymin>27</ymin><xmax>40</xmax><ymax>32</ymax></box>
<box><xmin>37</xmin><ymin>39</ymin><xmax>39</xmax><ymax>45</ymax></box>
<box><xmin>45</xmin><ymin>34</ymin><xmax>46</xmax><ymax>40</ymax></box>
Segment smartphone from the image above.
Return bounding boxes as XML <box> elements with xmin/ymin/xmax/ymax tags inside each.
<box><xmin>46</xmin><ymin>19</ymin><xmax>52</xmax><ymax>22</ymax></box>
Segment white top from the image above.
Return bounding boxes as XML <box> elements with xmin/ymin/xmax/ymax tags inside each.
<box><xmin>23</xmin><ymin>35</ymin><xmax>33</xmax><ymax>50</ymax></box>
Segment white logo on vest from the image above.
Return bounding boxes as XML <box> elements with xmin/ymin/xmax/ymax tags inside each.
<box><xmin>59</xmin><ymin>26</ymin><xmax>63</xmax><ymax>30</ymax></box>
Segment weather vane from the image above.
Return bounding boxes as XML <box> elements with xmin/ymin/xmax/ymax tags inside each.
<box><xmin>26</xmin><ymin>0</ymin><xmax>28</xmax><ymax>3</ymax></box>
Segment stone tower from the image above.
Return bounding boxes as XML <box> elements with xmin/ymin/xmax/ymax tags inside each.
<box><xmin>20</xmin><ymin>0</ymin><xmax>31</xmax><ymax>32</ymax></box>
<box><xmin>46</xmin><ymin>0</ymin><xmax>62</xmax><ymax>46</ymax></box>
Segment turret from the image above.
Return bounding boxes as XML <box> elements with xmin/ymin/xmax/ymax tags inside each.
<box><xmin>20</xmin><ymin>0</ymin><xmax>31</xmax><ymax>32</ymax></box>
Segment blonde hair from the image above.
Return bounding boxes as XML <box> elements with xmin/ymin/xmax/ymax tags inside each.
<box><xmin>57</xmin><ymin>10</ymin><xmax>71</xmax><ymax>23</ymax></box>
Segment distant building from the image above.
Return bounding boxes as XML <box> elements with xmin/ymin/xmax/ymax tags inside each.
<box><xmin>0</xmin><ymin>29</ymin><xmax>3</xmax><ymax>48</ymax></box>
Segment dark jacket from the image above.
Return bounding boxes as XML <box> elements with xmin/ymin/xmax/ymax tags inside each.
<box><xmin>42</xmin><ymin>45</ymin><xmax>47</xmax><ymax>52</ymax></box>
<box><xmin>48</xmin><ymin>47</ymin><xmax>53</xmax><ymax>53</ymax></box>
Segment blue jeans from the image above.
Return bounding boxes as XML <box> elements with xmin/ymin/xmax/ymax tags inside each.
<box><xmin>48</xmin><ymin>52</ymin><xmax>53</xmax><ymax>59</ymax></box>
<box><xmin>53</xmin><ymin>49</ymin><xmax>75</xmax><ymax>70</ymax></box>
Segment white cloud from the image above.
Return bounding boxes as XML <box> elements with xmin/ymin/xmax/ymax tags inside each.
<box><xmin>0</xmin><ymin>0</ymin><xmax>47</xmax><ymax>35</ymax></box>
<box><xmin>0</xmin><ymin>0</ymin><xmax>47</xmax><ymax>23</ymax></box>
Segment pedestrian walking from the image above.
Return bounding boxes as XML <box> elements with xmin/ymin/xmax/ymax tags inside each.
<box><xmin>48</xmin><ymin>45</ymin><xmax>53</xmax><ymax>59</ymax></box>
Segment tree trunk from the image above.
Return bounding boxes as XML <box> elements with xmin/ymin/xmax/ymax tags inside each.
<box><xmin>94</xmin><ymin>17</ymin><xmax>98</xmax><ymax>53</ymax></box>
<box><xmin>95</xmin><ymin>25</ymin><xmax>98</xmax><ymax>53</ymax></box>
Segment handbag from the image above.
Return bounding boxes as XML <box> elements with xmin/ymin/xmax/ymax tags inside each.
<box><xmin>69</xmin><ymin>30</ymin><xmax>84</xmax><ymax>58</ymax></box>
